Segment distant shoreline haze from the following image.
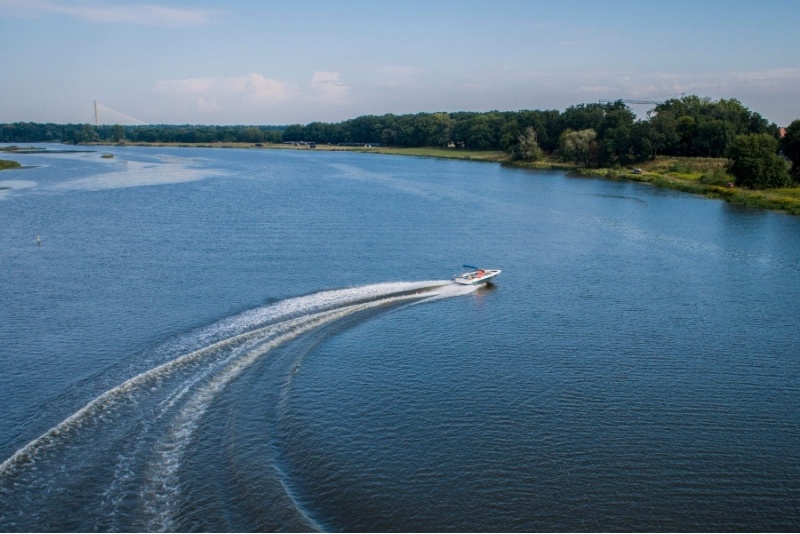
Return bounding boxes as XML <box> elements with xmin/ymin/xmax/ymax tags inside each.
<box><xmin>4</xmin><ymin>95</ymin><xmax>799</xmax><ymax>214</ymax></box>
<box><xmin>0</xmin><ymin>96</ymin><xmax>790</xmax><ymax>161</ymax></box>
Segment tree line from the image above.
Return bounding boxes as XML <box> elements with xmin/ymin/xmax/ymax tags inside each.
<box><xmin>0</xmin><ymin>123</ymin><xmax>285</xmax><ymax>145</ymax></box>
<box><xmin>1</xmin><ymin>95</ymin><xmax>798</xmax><ymax>188</ymax></box>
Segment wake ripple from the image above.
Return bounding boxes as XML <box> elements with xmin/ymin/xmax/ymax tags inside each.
<box><xmin>0</xmin><ymin>280</ymin><xmax>474</xmax><ymax>531</ymax></box>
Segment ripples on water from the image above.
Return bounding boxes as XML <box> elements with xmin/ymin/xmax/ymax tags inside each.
<box><xmin>0</xmin><ymin>281</ymin><xmax>476</xmax><ymax>531</ymax></box>
<box><xmin>0</xmin><ymin>147</ymin><xmax>799</xmax><ymax>531</ymax></box>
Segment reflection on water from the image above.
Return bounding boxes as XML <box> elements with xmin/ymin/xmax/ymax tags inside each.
<box><xmin>0</xmin><ymin>180</ymin><xmax>37</xmax><ymax>199</ymax></box>
<box><xmin>49</xmin><ymin>159</ymin><xmax>224</xmax><ymax>191</ymax></box>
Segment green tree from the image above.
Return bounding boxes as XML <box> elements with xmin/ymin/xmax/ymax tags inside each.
<box><xmin>727</xmin><ymin>134</ymin><xmax>791</xmax><ymax>189</ymax></box>
<box><xmin>110</xmin><ymin>124</ymin><xmax>125</xmax><ymax>142</ymax></box>
<box><xmin>282</xmin><ymin>124</ymin><xmax>305</xmax><ymax>142</ymax></box>
<box><xmin>70</xmin><ymin>124</ymin><xmax>99</xmax><ymax>144</ymax></box>
<box><xmin>560</xmin><ymin>103</ymin><xmax>606</xmax><ymax>133</ymax></box>
<box><xmin>242</xmin><ymin>127</ymin><xmax>264</xmax><ymax>143</ymax></box>
<box><xmin>424</xmin><ymin>112</ymin><xmax>454</xmax><ymax>147</ymax></box>
<box><xmin>595</xmin><ymin>104</ymin><xmax>635</xmax><ymax>166</ymax></box>
<box><xmin>651</xmin><ymin>96</ymin><xmax>774</xmax><ymax>157</ymax></box>
<box><xmin>559</xmin><ymin>128</ymin><xmax>597</xmax><ymax>166</ymax></box>
<box><xmin>518</xmin><ymin>109</ymin><xmax>560</xmax><ymax>152</ymax></box>
<box><xmin>514</xmin><ymin>127</ymin><xmax>544</xmax><ymax>161</ymax></box>
<box><xmin>649</xmin><ymin>111</ymin><xmax>679</xmax><ymax>156</ymax></box>
<box><xmin>695</xmin><ymin>119</ymin><xmax>734</xmax><ymax>157</ymax></box>
<box><xmin>781</xmin><ymin>120</ymin><xmax>800</xmax><ymax>182</ymax></box>
<box><xmin>676</xmin><ymin>115</ymin><xmax>697</xmax><ymax>156</ymax></box>
<box><xmin>629</xmin><ymin>121</ymin><xmax>656</xmax><ymax>161</ymax></box>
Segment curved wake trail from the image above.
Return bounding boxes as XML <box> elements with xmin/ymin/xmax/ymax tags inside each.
<box><xmin>0</xmin><ymin>280</ymin><xmax>474</xmax><ymax>531</ymax></box>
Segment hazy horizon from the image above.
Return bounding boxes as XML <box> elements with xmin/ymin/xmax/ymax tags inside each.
<box><xmin>2</xmin><ymin>0</ymin><xmax>798</xmax><ymax>126</ymax></box>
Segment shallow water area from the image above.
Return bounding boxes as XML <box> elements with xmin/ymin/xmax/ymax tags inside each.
<box><xmin>0</xmin><ymin>145</ymin><xmax>799</xmax><ymax>531</ymax></box>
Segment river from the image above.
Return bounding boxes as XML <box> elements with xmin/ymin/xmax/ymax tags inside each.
<box><xmin>0</xmin><ymin>145</ymin><xmax>798</xmax><ymax>531</ymax></box>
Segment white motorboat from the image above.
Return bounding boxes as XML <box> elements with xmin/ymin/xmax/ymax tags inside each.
<box><xmin>454</xmin><ymin>265</ymin><xmax>501</xmax><ymax>285</ymax></box>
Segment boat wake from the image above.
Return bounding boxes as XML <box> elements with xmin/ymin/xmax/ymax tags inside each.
<box><xmin>0</xmin><ymin>280</ymin><xmax>478</xmax><ymax>532</ymax></box>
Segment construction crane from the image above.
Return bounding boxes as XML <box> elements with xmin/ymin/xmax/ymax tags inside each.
<box><xmin>599</xmin><ymin>97</ymin><xmax>677</xmax><ymax>118</ymax></box>
<box><xmin>599</xmin><ymin>99</ymin><xmax>662</xmax><ymax>105</ymax></box>
<box><xmin>599</xmin><ymin>94</ymin><xmax>687</xmax><ymax>117</ymax></box>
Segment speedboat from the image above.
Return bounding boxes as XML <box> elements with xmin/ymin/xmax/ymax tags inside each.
<box><xmin>454</xmin><ymin>265</ymin><xmax>501</xmax><ymax>285</ymax></box>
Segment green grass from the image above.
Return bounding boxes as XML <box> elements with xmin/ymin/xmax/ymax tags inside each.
<box><xmin>350</xmin><ymin>146</ymin><xmax>509</xmax><ymax>162</ymax></box>
<box><xmin>517</xmin><ymin>155</ymin><xmax>800</xmax><ymax>216</ymax></box>
<box><xmin>0</xmin><ymin>159</ymin><xmax>21</xmax><ymax>170</ymax></box>
<box><xmin>633</xmin><ymin>157</ymin><xmax>800</xmax><ymax>214</ymax></box>
<box><xmin>704</xmin><ymin>187</ymin><xmax>800</xmax><ymax>216</ymax></box>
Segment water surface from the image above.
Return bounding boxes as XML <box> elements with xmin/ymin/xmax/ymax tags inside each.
<box><xmin>1</xmin><ymin>146</ymin><xmax>798</xmax><ymax>531</ymax></box>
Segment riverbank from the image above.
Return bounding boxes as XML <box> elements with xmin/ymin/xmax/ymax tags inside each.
<box><xmin>568</xmin><ymin>157</ymin><xmax>800</xmax><ymax>216</ymax></box>
<box><xmin>78</xmin><ymin>141</ymin><xmax>800</xmax><ymax>216</ymax></box>
<box><xmin>357</xmin><ymin>146</ymin><xmax>800</xmax><ymax>216</ymax></box>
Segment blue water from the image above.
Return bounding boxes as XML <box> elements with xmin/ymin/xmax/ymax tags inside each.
<box><xmin>1</xmin><ymin>146</ymin><xmax>798</xmax><ymax>531</ymax></box>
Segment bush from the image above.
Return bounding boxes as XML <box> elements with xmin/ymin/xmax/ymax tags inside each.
<box><xmin>699</xmin><ymin>168</ymin><xmax>731</xmax><ymax>186</ymax></box>
<box><xmin>726</xmin><ymin>134</ymin><xmax>791</xmax><ymax>189</ymax></box>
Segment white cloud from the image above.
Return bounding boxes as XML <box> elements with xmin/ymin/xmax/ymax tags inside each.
<box><xmin>0</xmin><ymin>0</ymin><xmax>220</xmax><ymax>27</ymax></box>
<box><xmin>197</xmin><ymin>96</ymin><xmax>222</xmax><ymax>113</ymax></box>
<box><xmin>611</xmin><ymin>68</ymin><xmax>800</xmax><ymax>107</ymax></box>
<box><xmin>243</xmin><ymin>73</ymin><xmax>295</xmax><ymax>103</ymax></box>
<box><xmin>155</xmin><ymin>73</ymin><xmax>296</xmax><ymax>115</ymax></box>
<box><xmin>730</xmin><ymin>68</ymin><xmax>800</xmax><ymax>90</ymax></box>
<box><xmin>554</xmin><ymin>68</ymin><xmax>800</xmax><ymax>124</ymax></box>
<box><xmin>311</xmin><ymin>71</ymin><xmax>349</xmax><ymax>103</ymax></box>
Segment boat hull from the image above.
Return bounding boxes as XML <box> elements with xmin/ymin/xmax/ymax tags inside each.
<box><xmin>454</xmin><ymin>269</ymin><xmax>501</xmax><ymax>285</ymax></box>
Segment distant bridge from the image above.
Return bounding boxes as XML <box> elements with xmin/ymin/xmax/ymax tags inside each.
<box><xmin>92</xmin><ymin>101</ymin><xmax>147</xmax><ymax>126</ymax></box>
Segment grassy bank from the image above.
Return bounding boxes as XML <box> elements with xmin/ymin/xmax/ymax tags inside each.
<box><xmin>349</xmin><ymin>145</ymin><xmax>508</xmax><ymax>162</ymax></box>
<box><xmin>0</xmin><ymin>159</ymin><xmax>21</xmax><ymax>171</ymax></box>
<box><xmin>568</xmin><ymin>157</ymin><xmax>800</xmax><ymax>216</ymax></box>
<box><xmin>347</xmin><ymin>148</ymin><xmax>800</xmax><ymax>215</ymax></box>
<box><xmin>89</xmin><ymin>141</ymin><xmax>800</xmax><ymax>216</ymax></box>
<box><xmin>511</xmin><ymin>154</ymin><xmax>800</xmax><ymax>216</ymax></box>
<box><xmin>102</xmin><ymin>141</ymin><xmax>509</xmax><ymax>162</ymax></box>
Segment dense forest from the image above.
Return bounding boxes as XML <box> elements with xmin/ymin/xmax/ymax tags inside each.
<box><xmin>2</xmin><ymin>95</ymin><xmax>798</xmax><ymax>187</ymax></box>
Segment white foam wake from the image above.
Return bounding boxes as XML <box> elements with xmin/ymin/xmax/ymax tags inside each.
<box><xmin>141</xmin><ymin>303</ymin><xmax>382</xmax><ymax>529</ymax></box>
<box><xmin>0</xmin><ymin>280</ymin><xmax>477</xmax><ymax>531</ymax></box>
<box><xmin>0</xmin><ymin>281</ymin><xmax>459</xmax><ymax>480</ymax></box>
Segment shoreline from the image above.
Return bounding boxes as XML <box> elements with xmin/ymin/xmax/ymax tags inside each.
<box><xmin>267</xmin><ymin>143</ymin><xmax>800</xmax><ymax>216</ymax></box>
<box><xmin>8</xmin><ymin>141</ymin><xmax>800</xmax><ymax>216</ymax></box>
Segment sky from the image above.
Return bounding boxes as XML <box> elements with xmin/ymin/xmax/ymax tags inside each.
<box><xmin>1</xmin><ymin>0</ymin><xmax>798</xmax><ymax>126</ymax></box>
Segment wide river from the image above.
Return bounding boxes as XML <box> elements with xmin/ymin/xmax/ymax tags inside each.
<box><xmin>0</xmin><ymin>146</ymin><xmax>798</xmax><ymax>532</ymax></box>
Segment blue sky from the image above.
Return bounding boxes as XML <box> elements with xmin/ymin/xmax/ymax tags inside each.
<box><xmin>1</xmin><ymin>0</ymin><xmax>798</xmax><ymax>126</ymax></box>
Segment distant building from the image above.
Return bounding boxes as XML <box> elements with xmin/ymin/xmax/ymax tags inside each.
<box><xmin>779</xmin><ymin>127</ymin><xmax>787</xmax><ymax>138</ymax></box>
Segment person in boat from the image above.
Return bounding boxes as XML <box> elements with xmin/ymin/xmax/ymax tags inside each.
<box><xmin>477</xmin><ymin>270</ymin><xmax>485</xmax><ymax>276</ymax></box>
